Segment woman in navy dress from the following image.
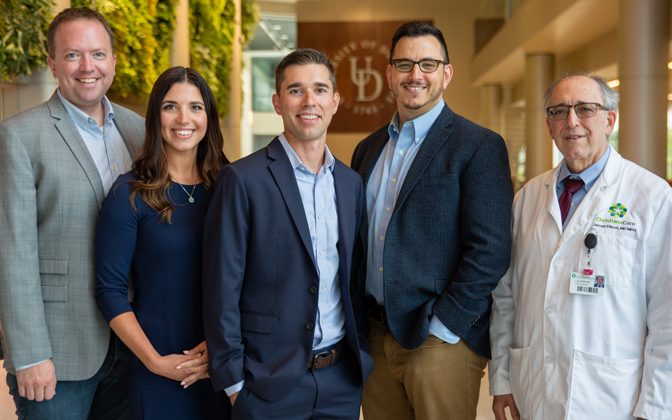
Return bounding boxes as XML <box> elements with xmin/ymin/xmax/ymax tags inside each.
<box><xmin>95</xmin><ymin>67</ymin><xmax>229</xmax><ymax>419</ymax></box>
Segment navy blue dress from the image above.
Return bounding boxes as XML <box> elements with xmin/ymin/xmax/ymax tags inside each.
<box><xmin>95</xmin><ymin>172</ymin><xmax>228</xmax><ymax>419</ymax></box>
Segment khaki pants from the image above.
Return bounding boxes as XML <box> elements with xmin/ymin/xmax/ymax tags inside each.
<box><xmin>362</xmin><ymin>318</ymin><xmax>486</xmax><ymax>420</ymax></box>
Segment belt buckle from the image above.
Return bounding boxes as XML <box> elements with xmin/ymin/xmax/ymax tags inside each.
<box><xmin>311</xmin><ymin>350</ymin><xmax>335</xmax><ymax>370</ymax></box>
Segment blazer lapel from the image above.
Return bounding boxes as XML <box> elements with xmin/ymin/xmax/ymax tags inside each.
<box><xmin>267</xmin><ymin>138</ymin><xmax>317</xmax><ymax>267</ymax></box>
<box><xmin>333</xmin><ymin>162</ymin><xmax>354</xmax><ymax>276</ymax></box>
<box><xmin>359</xmin><ymin>130</ymin><xmax>389</xmax><ymax>185</ymax></box>
<box><xmin>395</xmin><ymin>105</ymin><xmax>453</xmax><ymax>211</ymax></box>
<box><xmin>332</xmin><ymin>163</ymin><xmax>357</xmax><ymax>344</ymax></box>
<box><xmin>544</xmin><ymin>168</ymin><xmax>563</xmax><ymax>233</ymax></box>
<box><xmin>562</xmin><ymin>150</ymin><xmax>622</xmax><ymax>238</ymax></box>
<box><xmin>113</xmin><ymin>107</ymin><xmax>142</xmax><ymax>159</ymax></box>
<box><xmin>47</xmin><ymin>93</ymin><xmax>106</xmax><ymax>208</ymax></box>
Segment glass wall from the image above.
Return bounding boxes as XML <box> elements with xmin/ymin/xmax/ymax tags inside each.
<box><xmin>251</xmin><ymin>56</ymin><xmax>282</xmax><ymax>113</ymax></box>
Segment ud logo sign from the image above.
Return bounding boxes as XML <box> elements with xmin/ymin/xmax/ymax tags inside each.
<box><xmin>333</xmin><ymin>40</ymin><xmax>395</xmax><ymax>119</ymax></box>
<box><xmin>298</xmin><ymin>21</ymin><xmax>416</xmax><ymax>132</ymax></box>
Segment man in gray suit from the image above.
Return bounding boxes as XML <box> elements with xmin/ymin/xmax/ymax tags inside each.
<box><xmin>0</xmin><ymin>7</ymin><xmax>144</xmax><ymax>419</ymax></box>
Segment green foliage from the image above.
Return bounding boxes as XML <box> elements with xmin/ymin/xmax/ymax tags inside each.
<box><xmin>153</xmin><ymin>0</ymin><xmax>177</xmax><ymax>73</ymax></box>
<box><xmin>0</xmin><ymin>0</ymin><xmax>53</xmax><ymax>81</ymax></box>
<box><xmin>2</xmin><ymin>0</ymin><xmax>258</xmax><ymax>116</ymax></box>
<box><xmin>73</xmin><ymin>0</ymin><xmax>258</xmax><ymax>115</ymax></box>
<box><xmin>241</xmin><ymin>0</ymin><xmax>259</xmax><ymax>46</ymax></box>
<box><xmin>189</xmin><ymin>0</ymin><xmax>258</xmax><ymax>116</ymax></box>
<box><xmin>189</xmin><ymin>0</ymin><xmax>234</xmax><ymax>115</ymax></box>
<box><xmin>72</xmin><ymin>0</ymin><xmax>176</xmax><ymax>100</ymax></box>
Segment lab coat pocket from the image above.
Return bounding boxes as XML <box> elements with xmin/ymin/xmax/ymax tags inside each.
<box><xmin>594</xmin><ymin>234</ymin><xmax>637</xmax><ymax>289</ymax></box>
<box><xmin>508</xmin><ymin>346</ymin><xmax>532</xmax><ymax>420</ymax></box>
<box><xmin>567</xmin><ymin>349</ymin><xmax>641</xmax><ymax>420</ymax></box>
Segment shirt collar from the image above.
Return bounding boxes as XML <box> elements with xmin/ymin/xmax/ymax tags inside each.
<box><xmin>387</xmin><ymin>100</ymin><xmax>445</xmax><ymax>144</ymax></box>
<box><xmin>557</xmin><ymin>145</ymin><xmax>612</xmax><ymax>189</ymax></box>
<box><xmin>278</xmin><ymin>134</ymin><xmax>335</xmax><ymax>174</ymax></box>
<box><xmin>57</xmin><ymin>89</ymin><xmax>115</xmax><ymax>130</ymax></box>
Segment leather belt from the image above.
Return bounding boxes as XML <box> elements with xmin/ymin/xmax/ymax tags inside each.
<box><xmin>369</xmin><ymin>305</ymin><xmax>388</xmax><ymax>328</ymax></box>
<box><xmin>307</xmin><ymin>340</ymin><xmax>347</xmax><ymax>370</ymax></box>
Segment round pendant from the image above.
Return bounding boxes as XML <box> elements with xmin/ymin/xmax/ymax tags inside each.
<box><xmin>188</xmin><ymin>197</ymin><xmax>195</xmax><ymax>203</ymax></box>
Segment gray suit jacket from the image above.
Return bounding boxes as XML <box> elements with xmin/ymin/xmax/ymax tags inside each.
<box><xmin>0</xmin><ymin>92</ymin><xmax>144</xmax><ymax>380</ymax></box>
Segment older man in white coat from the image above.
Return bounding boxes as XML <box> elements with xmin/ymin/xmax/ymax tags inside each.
<box><xmin>489</xmin><ymin>73</ymin><xmax>672</xmax><ymax>420</ymax></box>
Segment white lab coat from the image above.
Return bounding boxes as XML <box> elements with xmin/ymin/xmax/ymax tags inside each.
<box><xmin>489</xmin><ymin>149</ymin><xmax>672</xmax><ymax>420</ymax></box>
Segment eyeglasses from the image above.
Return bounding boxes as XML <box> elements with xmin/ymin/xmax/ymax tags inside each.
<box><xmin>390</xmin><ymin>58</ymin><xmax>446</xmax><ymax>73</ymax></box>
<box><xmin>545</xmin><ymin>103</ymin><xmax>608</xmax><ymax>120</ymax></box>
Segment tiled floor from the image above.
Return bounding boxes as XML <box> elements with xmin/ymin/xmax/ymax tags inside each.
<box><xmin>0</xmin><ymin>363</ymin><xmax>14</xmax><ymax>420</ymax></box>
<box><xmin>476</xmin><ymin>369</ymin><xmax>496</xmax><ymax>420</ymax></box>
<box><xmin>0</xmin><ymin>363</ymin><xmax>495</xmax><ymax>419</ymax></box>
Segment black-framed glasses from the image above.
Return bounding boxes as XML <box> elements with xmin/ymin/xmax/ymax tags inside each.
<box><xmin>391</xmin><ymin>58</ymin><xmax>446</xmax><ymax>73</ymax></box>
<box><xmin>545</xmin><ymin>103</ymin><xmax>608</xmax><ymax>120</ymax></box>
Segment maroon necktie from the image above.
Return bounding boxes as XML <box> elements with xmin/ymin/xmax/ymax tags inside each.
<box><xmin>559</xmin><ymin>177</ymin><xmax>584</xmax><ymax>224</ymax></box>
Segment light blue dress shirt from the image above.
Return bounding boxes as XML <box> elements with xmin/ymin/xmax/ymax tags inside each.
<box><xmin>225</xmin><ymin>136</ymin><xmax>346</xmax><ymax>397</ymax></box>
<box><xmin>58</xmin><ymin>90</ymin><xmax>133</xmax><ymax>194</ymax></box>
<box><xmin>556</xmin><ymin>146</ymin><xmax>611</xmax><ymax>230</ymax></box>
<box><xmin>365</xmin><ymin>100</ymin><xmax>460</xmax><ymax>344</ymax></box>
<box><xmin>278</xmin><ymin>135</ymin><xmax>345</xmax><ymax>350</ymax></box>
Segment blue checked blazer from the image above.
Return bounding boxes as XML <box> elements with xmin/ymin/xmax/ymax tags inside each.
<box><xmin>351</xmin><ymin>104</ymin><xmax>513</xmax><ymax>358</ymax></box>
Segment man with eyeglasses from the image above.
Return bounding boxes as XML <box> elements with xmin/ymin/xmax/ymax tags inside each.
<box><xmin>489</xmin><ymin>73</ymin><xmax>672</xmax><ymax>420</ymax></box>
<box><xmin>350</xmin><ymin>21</ymin><xmax>513</xmax><ymax>420</ymax></box>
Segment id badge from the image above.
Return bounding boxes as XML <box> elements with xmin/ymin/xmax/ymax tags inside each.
<box><xmin>569</xmin><ymin>271</ymin><xmax>605</xmax><ymax>296</ymax></box>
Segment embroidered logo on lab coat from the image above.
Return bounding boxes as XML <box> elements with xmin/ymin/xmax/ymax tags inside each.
<box><xmin>608</xmin><ymin>202</ymin><xmax>628</xmax><ymax>218</ymax></box>
<box><xmin>595</xmin><ymin>203</ymin><xmax>637</xmax><ymax>235</ymax></box>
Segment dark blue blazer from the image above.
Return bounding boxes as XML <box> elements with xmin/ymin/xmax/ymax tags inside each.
<box><xmin>351</xmin><ymin>104</ymin><xmax>513</xmax><ymax>358</ymax></box>
<box><xmin>203</xmin><ymin>138</ymin><xmax>373</xmax><ymax>402</ymax></box>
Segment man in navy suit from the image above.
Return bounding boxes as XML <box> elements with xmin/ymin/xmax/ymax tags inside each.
<box><xmin>350</xmin><ymin>21</ymin><xmax>514</xmax><ymax>420</ymax></box>
<box><xmin>203</xmin><ymin>48</ymin><xmax>373</xmax><ymax>419</ymax></box>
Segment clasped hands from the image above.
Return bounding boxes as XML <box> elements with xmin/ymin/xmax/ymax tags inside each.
<box><xmin>148</xmin><ymin>340</ymin><xmax>210</xmax><ymax>388</ymax></box>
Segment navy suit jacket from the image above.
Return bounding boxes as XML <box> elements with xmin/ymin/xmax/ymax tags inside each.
<box><xmin>351</xmin><ymin>104</ymin><xmax>513</xmax><ymax>358</ymax></box>
<box><xmin>203</xmin><ymin>138</ymin><xmax>373</xmax><ymax>402</ymax></box>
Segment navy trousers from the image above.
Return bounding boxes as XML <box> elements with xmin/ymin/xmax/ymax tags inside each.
<box><xmin>231</xmin><ymin>350</ymin><xmax>362</xmax><ymax>420</ymax></box>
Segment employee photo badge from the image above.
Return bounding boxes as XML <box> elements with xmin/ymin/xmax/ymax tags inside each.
<box><xmin>594</xmin><ymin>274</ymin><xmax>606</xmax><ymax>288</ymax></box>
<box><xmin>569</xmin><ymin>271</ymin><xmax>605</xmax><ymax>296</ymax></box>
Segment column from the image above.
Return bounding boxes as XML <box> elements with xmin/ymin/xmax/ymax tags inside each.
<box><xmin>170</xmin><ymin>0</ymin><xmax>190</xmax><ymax>67</ymax></box>
<box><xmin>524</xmin><ymin>53</ymin><xmax>554</xmax><ymax>181</ymax></box>
<box><xmin>224</xmin><ymin>0</ymin><xmax>243</xmax><ymax>161</ymax></box>
<box><xmin>618</xmin><ymin>0</ymin><xmax>669</xmax><ymax>178</ymax></box>
<box><xmin>480</xmin><ymin>84</ymin><xmax>502</xmax><ymax>134</ymax></box>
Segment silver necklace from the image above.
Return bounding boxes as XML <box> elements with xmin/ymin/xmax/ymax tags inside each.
<box><xmin>177</xmin><ymin>183</ymin><xmax>196</xmax><ymax>203</ymax></box>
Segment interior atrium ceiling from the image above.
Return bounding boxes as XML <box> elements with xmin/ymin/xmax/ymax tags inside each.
<box><xmin>247</xmin><ymin>14</ymin><xmax>297</xmax><ymax>51</ymax></box>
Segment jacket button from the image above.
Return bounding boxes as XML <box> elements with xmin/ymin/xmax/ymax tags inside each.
<box><xmin>310</xmin><ymin>285</ymin><xmax>318</xmax><ymax>293</ymax></box>
<box><xmin>306</xmin><ymin>321</ymin><xmax>314</xmax><ymax>330</ymax></box>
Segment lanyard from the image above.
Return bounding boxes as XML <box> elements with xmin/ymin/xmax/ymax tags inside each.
<box><xmin>583</xmin><ymin>228</ymin><xmax>597</xmax><ymax>275</ymax></box>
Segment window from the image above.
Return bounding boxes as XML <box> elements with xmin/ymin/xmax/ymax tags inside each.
<box><xmin>252</xmin><ymin>57</ymin><xmax>281</xmax><ymax>112</ymax></box>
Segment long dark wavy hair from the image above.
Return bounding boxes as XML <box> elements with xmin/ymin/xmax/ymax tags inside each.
<box><xmin>130</xmin><ymin>66</ymin><xmax>229</xmax><ymax>223</ymax></box>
